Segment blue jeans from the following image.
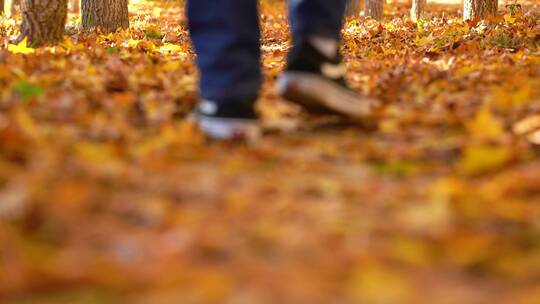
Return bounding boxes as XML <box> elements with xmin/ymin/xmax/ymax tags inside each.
<box><xmin>187</xmin><ymin>0</ymin><xmax>347</xmax><ymax>105</ymax></box>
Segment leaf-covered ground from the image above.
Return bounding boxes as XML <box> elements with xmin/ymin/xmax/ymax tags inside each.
<box><xmin>1</xmin><ymin>0</ymin><xmax>540</xmax><ymax>303</ymax></box>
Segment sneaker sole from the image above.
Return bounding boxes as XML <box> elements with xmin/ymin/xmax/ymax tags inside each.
<box><xmin>195</xmin><ymin>115</ymin><xmax>261</xmax><ymax>142</ymax></box>
<box><xmin>276</xmin><ymin>72</ymin><xmax>374</xmax><ymax>119</ymax></box>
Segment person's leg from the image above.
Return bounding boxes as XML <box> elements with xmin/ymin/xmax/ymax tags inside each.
<box><xmin>187</xmin><ymin>0</ymin><xmax>261</xmax><ymax>105</ymax></box>
<box><xmin>289</xmin><ymin>0</ymin><xmax>347</xmax><ymax>43</ymax></box>
<box><xmin>187</xmin><ymin>0</ymin><xmax>262</xmax><ymax>140</ymax></box>
<box><xmin>277</xmin><ymin>0</ymin><xmax>375</xmax><ymax>118</ymax></box>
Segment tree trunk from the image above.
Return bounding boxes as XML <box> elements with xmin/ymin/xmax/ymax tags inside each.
<box><xmin>9</xmin><ymin>0</ymin><xmax>21</xmax><ymax>16</ymax></box>
<box><xmin>70</xmin><ymin>0</ymin><xmax>78</xmax><ymax>13</ymax></box>
<box><xmin>463</xmin><ymin>0</ymin><xmax>498</xmax><ymax>20</ymax></box>
<box><xmin>410</xmin><ymin>0</ymin><xmax>426</xmax><ymax>22</ymax></box>
<box><xmin>365</xmin><ymin>0</ymin><xmax>384</xmax><ymax>21</ymax></box>
<box><xmin>17</xmin><ymin>0</ymin><xmax>68</xmax><ymax>46</ymax></box>
<box><xmin>345</xmin><ymin>0</ymin><xmax>361</xmax><ymax>17</ymax></box>
<box><xmin>1</xmin><ymin>0</ymin><xmax>4</xmax><ymax>14</ymax></box>
<box><xmin>82</xmin><ymin>0</ymin><xmax>129</xmax><ymax>32</ymax></box>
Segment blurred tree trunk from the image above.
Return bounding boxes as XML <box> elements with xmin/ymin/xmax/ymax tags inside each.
<box><xmin>71</xmin><ymin>0</ymin><xmax>78</xmax><ymax>13</ymax></box>
<box><xmin>82</xmin><ymin>0</ymin><xmax>128</xmax><ymax>32</ymax></box>
<box><xmin>410</xmin><ymin>0</ymin><xmax>426</xmax><ymax>21</ymax></box>
<box><xmin>464</xmin><ymin>0</ymin><xmax>497</xmax><ymax>20</ymax></box>
<box><xmin>10</xmin><ymin>0</ymin><xmax>20</xmax><ymax>16</ymax></box>
<box><xmin>346</xmin><ymin>0</ymin><xmax>361</xmax><ymax>17</ymax></box>
<box><xmin>17</xmin><ymin>0</ymin><xmax>68</xmax><ymax>46</ymax></box>
<box><xmin>365</xmin><ymin>0</ymin><xmax>384</xmax><ymax>20</ymax></box>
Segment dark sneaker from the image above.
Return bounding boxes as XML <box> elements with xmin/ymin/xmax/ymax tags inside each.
<box><xmin>194</xmin><ymin>99</ymin><xmax>261</xmax><ymax>142</ymax></box>
<box><xmin>276</xmin><ymin>39</ymin><xmax>376</xmax><ymax>119</ymax></box>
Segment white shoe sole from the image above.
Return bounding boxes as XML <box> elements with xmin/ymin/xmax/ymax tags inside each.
<box><xmin>195</xmin><ymin>115</ymin><xmax>261</xmax><ymax>142</ymax></box>
<box><xmin>276</xmin><ymin>72</ymin><xmax>375</xmax><ymax>119</ymax></box>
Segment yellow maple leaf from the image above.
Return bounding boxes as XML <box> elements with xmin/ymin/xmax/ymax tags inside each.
<box><xmin>504</xmin><ymin>14</ymin><xmax>516</xmax><ymax>24</ymax></box>
<box><xmin>458</xmin><ymin>144</ymin><xmax>512</xmax><ymax>175</ymax></box>
<box><xmin>160</xmin><ymin>43</ymin><xmax>183</xmax><ymax>53</ymax></box>
<box><xmin>7</xmin><ymin>38</ymin><xmax>35</xmax><ymax>54</ymax></box>
<box><xmin>62</xmin><ymin>39</ymin><xmax>75</xmax><ymax>51</ymax></box>
<box><xmin>162</xmin><ymin>60</ymin><xmax>181</xmax><ymax>71</ymax></box>
<box><xmin>61</xmin><ymin>39</ymin><xmax>84</xmax><ymax>52</ymax></box>
<box><xmin>467</xmin><ymin>107</ymin><xmax>504</xmax><ymax>141</ymax></box>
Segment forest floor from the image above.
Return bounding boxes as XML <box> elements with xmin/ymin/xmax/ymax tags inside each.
<box><xmin>1</xmin><ymin>1</ymin><xmax>540</xmax><ymax>303</ymax></box>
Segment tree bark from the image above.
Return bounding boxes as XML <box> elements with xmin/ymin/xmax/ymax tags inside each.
<box><xmin>82</xmin><ymin>0</ymin><xmax>129</xmax><ymax>32</ymax></box>
<box><xmin>345</xmin><ymin>0</ymin><xmax>361</xmax><ymax>17</ymax></box>
<box><xmin>410</xmin><ymin>0</ymin><xmax>426</xmax><ymax>22</ymax></box>
<box><xmin>70</xmin><ymin>0</ymin><xmax>78</xmax><ymax>13</ymax></box>
<box><xmin>463</xmin><ymin>0</ymin><xmax>498</xmax><ymax>20</ymax></box>
<box><xmin>1</xmin><ymin>0</ymin><xmax>4</xmax><ymax>15</ymax></box>
<box><xmin>365</xmin><ymin>0</ymin><xmax>384</xmax><ymax>21</ymax></box>
<box><xmin>9</xmin><ymin>0</ymin><xmax>21</xmax><ymax>16</ymax></box>
<box><xmin>17</xmin><ymin>0</ymin><xmax>68</xmax><ymax>46</ymax></box>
